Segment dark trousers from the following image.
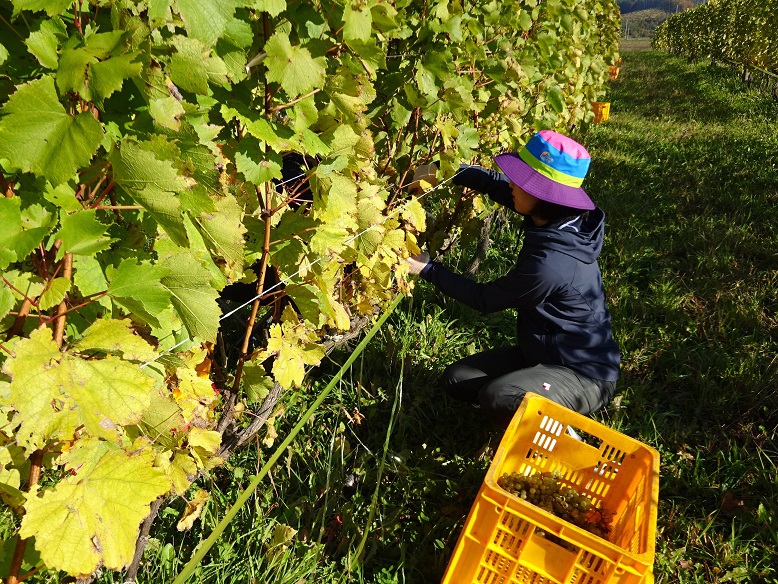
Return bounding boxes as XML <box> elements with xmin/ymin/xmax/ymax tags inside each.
<box><xmin>442</xmin><ymin>347</ymin><xmax>616</xmax><ymax>427</ymax></box>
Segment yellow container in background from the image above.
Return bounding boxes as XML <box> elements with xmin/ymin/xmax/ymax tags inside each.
<box><xmin>593</xmin><ymin>101</ymin><xmax>611</xmax><ymax>123</ymax></box>
<box><xmin>441</xmin><ymin>393</ymin><xmax>659</xmax><ymax>584</ymax></box>
<box><xmin>609</xmin><ymin>65</ymin><xmax>621</xmax><ymax>80</ymax></box>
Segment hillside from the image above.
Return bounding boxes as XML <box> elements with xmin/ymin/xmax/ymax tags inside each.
<box><xmin>618</xmin><ymin>0</ymin><xmax>699</xmax><ymax>14</ymax></box>
<box><xmin>621</xmin><ymin>8</ymin><xmax>673</xmax><ymax>38</ymax></box>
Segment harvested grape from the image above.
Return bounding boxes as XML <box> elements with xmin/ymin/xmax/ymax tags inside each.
<box><xmin>497</xmin><ymin>470</ymin><xmax>614</xmax><ymax>540</ymax></box>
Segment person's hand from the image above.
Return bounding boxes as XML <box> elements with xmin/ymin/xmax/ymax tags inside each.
<box><xmin>408</xmin><ymin>164</ymin><xmax>438</xmax><ymax>192</ymax></box>
<box><xmin>407</xmin><ymin>251</ymin><xmax>430</xmax><ymax>275</ymax></box>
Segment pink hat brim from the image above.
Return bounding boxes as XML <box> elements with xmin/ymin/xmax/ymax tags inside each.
<box><xmin>495</xmin><ymin>153</ymin><xmax>595</xmax><ymax>211</ymax></box>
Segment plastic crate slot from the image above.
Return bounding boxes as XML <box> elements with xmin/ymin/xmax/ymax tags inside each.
<box><xmin>539</xmin><ymin>415</ymin><xmax>564</xmax><ymax>437</ymax></box>
<box><xmin>475</xmin><ymin>564</ymin><xmax>505</xmax><ymax>583</ymax></box>
<box><xmin>583</xmin><ymin>476</ymin><xmax>610</xmax><ymax>498</ymax></box>
<box><xmin>579</xmin><ymin>551</ymin><xmax>608</xmax><ymax>573</ymax></box>
<box><xmin>526</xmin><ymin>449</ymin><xmax>551</xmax><ymax>470</ymax></box>
<box><xmin>533</xmin><ymin>431</ymin><xmax>558</xmax><ymax>451</ymax></box>
<box><xmin>494</xmin><ymin>528</ymin><xmax>524</xmax><ymax>556</ymax></box>
<box><xmin>601</xmin><ymin>445</ymin><xmax>626</xmax><ymax>465</ymax></box>
<box><xmin>514</xmin><ymin>565</ymin><xmax>553</xmax><ymax>583</ymax></box>
<box><xmin>483</xmin><ymin>548</ymin><xmax>516</xmax><ymax>574</ymax></box>
<box><xmin>592</xmin><ymin>461</ymin><xmax>618</xmax><ymax>481</ymax></box>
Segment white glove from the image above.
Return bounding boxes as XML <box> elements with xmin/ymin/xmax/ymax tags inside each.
<box><xmin>407</xmin><ymin>251</ymin><xmax>431</xmax><ymax>275</ymax></box>
<box><xmin>409</xmin><ymin>164</ymin><xmax>438</xmax><ymax>192</ymax></box>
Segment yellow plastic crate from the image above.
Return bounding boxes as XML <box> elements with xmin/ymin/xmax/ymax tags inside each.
<box><xmin>442</xmin><ymin>393</ymin><xmax>659</xmax><ymax>584</ymax></box>
<box><xmin>592</xmin><ymin>101</ymin><xmax>610</xmax><ymax>123</ymax></box>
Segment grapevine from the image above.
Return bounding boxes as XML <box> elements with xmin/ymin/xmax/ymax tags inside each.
<box><xmin>653</xmin><ymin>1</ymin><xmax>778</xmax><ymax>87</ymax></box>
<box><xmin>0</xmin><ymin>0</ymin><xmax>620</xmax><ymax>580</ymax></box>
<box><xmin>497</xmin><ymin>470</ymin><xmax>614</xmax><ymax>540</ymax></box>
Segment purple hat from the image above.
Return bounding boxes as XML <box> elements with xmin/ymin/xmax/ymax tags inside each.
<box><xmin>494</xmin><ymin>130</ymin><xmax>595</xmax><ymax>210</ymax></box>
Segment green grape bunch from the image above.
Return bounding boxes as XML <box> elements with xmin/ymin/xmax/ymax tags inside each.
<box><xmin>497</xmin><ymin>470</ymin><xmax>614</xmax><ymax>539</ymax></box>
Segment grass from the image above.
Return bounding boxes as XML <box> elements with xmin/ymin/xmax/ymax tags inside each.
<box><xmin>29</xmin><ymin>51</ymin><xmax>778</xmax><ymax>584</ymax></box>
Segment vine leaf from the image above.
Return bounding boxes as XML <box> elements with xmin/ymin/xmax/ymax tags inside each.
<box><xmin>254</xmin><ymin>0</ymin><xmax>286</xmax><ymax>17</ymax></box>
<box><xmin>176</xmin><ymin>489</ymin><xmax>210</xmax><ymax>531</ymax></box>
<box><xmin>160</xmin><ymin>252</ymin><xmax>221</xmax><ymax>342</ymax></box>
<box><xmin>343</xmin><ymin>3</ymin><xmax>372</xmax><ymax>41</ymax></box>
<box><xmin>56</xmin><ymin>31</ymin><xmax>142</xmax><ymax>107</ymax></box>
<box><xmin>19</xmin><ymin>439</ymin><xmax>170</xmax><ymax>577</ymax></box>
<box><xmin>53</xmin><ymin>209</ymin><xmax>116</xmax><ymax>260</ymax></box>
<box><xmin>0</xmin><ymin>76</ymin><xmax>102</xmax><ymax>186</ymax></box>
<box><xmin>11</xmin><ymin>0</ymin><xmax>73</xmax><ymax>17</ymax></box>
<box><xmin>25</xmin><ymin>17</ymin><xmax>68</xmax><ymax>69</ymax></box>
<box><xmin>175</xmin><ymin>0</ymin><xmax>238</xmax><ymax>46</ymax></box>
<box><xmin>168</xmin><ymin>35</ymin><xmax>229</xmax><ymax>95</ymax></box>
<box><xmin>109</xmin><ymin>138</ymin><xmax>196</xmax><ymax>246</ymax></box>
<box><xmin>2</xmin><ymin>328</ymin><xmax>157</xmax><ymax>450</ymax></box>
<box><xmin>106</xmin><ymin>259</ymin><xmax>173</xmax><ymax>330</ymax></box>
<box><xmin>38</xmin><ymin>277</ymin><xmax>71</xmax><ymax>311</ymax></box>
<box><xmin>263</xmin><ymin>32</ymin><xmax>326</xmax><ymax>97</ymax></box>
<box><xmin>0</xmin><ymin>198</ymin><xmax>57</xmax><ymax>269</ymax></box>
<box><xmin>72</xmin><ymin>318</ymin><xmax>158</xmax><ymax>362</ymax></box>
<box><xmin>260</xmin><ymin>306</ymin><xmax>324</xmax><ymax>389</ymax></box>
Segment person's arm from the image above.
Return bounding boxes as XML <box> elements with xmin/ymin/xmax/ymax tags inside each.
<box><xmin>419</xmin><ymin>258</ymin><xmax>555</xmax><ymax>313</ymax></box>
<box><xmin>452</xmin><ymin>165</ymin><xmax>515</xmax><ymax>210</ymax></box>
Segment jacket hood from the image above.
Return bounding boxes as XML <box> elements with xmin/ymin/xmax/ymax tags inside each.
<box><xmin>522</xmin><ymin>208</ymin><xmax>605</xmax><ymax>265</ymax></box>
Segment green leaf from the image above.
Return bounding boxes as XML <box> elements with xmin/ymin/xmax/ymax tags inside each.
<box><xmin>106</xmin><ymin>259</ymin><xmax>173</xmax><ymax>330</ymax></box>
<box><xmin>73</xmin><ymin>319</ymin><xmax>157</xmax><ymax>362</ymax></box>
<box><xmin>160</xmin><ymin>253</ymin><xmax>220</xmax><ymax>342</ymax></box>
<box><xmin>0</xmin><ymin>198</ymin><xmax>56</xmax><ymax>269</ymax></box>
<box><xmin>72</xmin><ymin>256</ymin><xmax>110</xmax><ymax>309</ymax></box>
<box><xmin>19</xmin><ymin>440</ymin><xmax>169</xmax><ymax>576</ymax></box>
<box><xmin>88</xmin><ymin>52</ymin><xmax>143</xmax><ymax>107</ymax></box>
<box><xmin>252</xmin><ymin>0</ymin><xmax>286</xmax><ymax>16</ymax></box>
<box><xmin>263</xmin><ymin>32</ymin><xmax>326</xmax><ymax>97</ymax></box>
<box><xmin>44</xmin><ymin>182</ymin><xmax>83</xmax><ymax>212</ymax></box>
<box><xmin>168</xmin><ymin>36</ymin><xmax>229</xmax><ymax>95</ymax></box>
<box><xmin>242</xmin><ymin>362</ymin><xmax>274</xmax><ymax>402</ymax></box>
<box><xmin>343</xmin><ymin>2</ymin><xmax>372</xmax><ymax>41</ymax></box>
<box><xmin>109</xmin><ymin>139</ymin><xmax>194</xmax><ymax>246</ymax></box>
<box><xmin>0</xmin><ymin>76</ymin><xmax>102</xmax><ymax>186</ymax></box>
<box><xmin>192</xmin><ymin>196</ymin><xmax>247</xmax><ymax>274</ymax></box>
<box><xmin>149</xmin><ymin>96</ymin><xmax>187</xmax><ymax>130</ymax></box>
<box><xmin>38</xmin><ymin>277</ymin><xmax>71</xmax><ymax>311</ymax></box>
<box><xmin>11</xmin><ymin>0</ymin><xmax>73</xmax><ymax>16</ymax></box>
<box><xmin>25</xmin><ymin>17</ymin><xmax>67</xmax><ymax>69</ymax></box>
<box><xmin>53</xmin><ymin>210</ymin><xmax>115</xmax><ymax>260</ymax></box>
<box><xmin>234</xmin><ymin>138</ymin><xmax>283</xmax><ymax>184</ymax></box>
<box><xmin>0</xmin><ymin>287</ymin><xmax>15</xmax><ymax>322</ymax></box>
<box><xmin>175</xmin><ymin>0</ymin><xmax>238</xmax><ymax>46</ymax></box>
<box><xmin>546</xmin><ymin>85</ymin><xmax>565</xmax><ymax>114</ymax></box>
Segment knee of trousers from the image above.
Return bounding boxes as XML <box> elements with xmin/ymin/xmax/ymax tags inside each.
<box><xmin>441</xmin><ymin>361</ymin><xmax>470</xmax><ymax>387</ymax></box>
<box><xmin>478</xmin><ymin>380</ymin><xmax>526</xmax><ymax>427</ymax></box>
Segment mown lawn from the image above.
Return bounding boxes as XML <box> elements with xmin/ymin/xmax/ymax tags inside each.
<box><xmin>73</xmin><ymin>50</ymin><xmax>778</xmax><ymax>584</ymax></box>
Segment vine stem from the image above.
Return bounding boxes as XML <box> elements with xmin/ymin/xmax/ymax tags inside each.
<box><xmin>218</xmin><ymin>184</ymin><xmax>273</xmax><ymax>434</ymax></box>
<box><xmin>53</xmin><ymin>252</ymin><xmax>73</xmax><ymax>348</ymax></box>
<box><xmin>7</xmin><ymin>450</ymin><xmax>44</xmax><ymax>584</ymax></box>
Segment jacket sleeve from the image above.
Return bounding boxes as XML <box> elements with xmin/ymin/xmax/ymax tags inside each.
<box><xmin>420</xmin><ymin>258</ymin><xmax>556</xmax><ymax>313</ymax></box>
<box><xmin>453</xmin><ymin>165</ymin><xmax>515</xmax><ymax>210</ymax></box>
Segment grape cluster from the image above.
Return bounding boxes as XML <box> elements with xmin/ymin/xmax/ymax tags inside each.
<box><xmin>497</xmin><ymin>470</ymin><xmax>613</xmax><ymax>539</ymax></box>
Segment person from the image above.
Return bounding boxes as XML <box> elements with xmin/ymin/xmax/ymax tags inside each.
<box><xmin>407</xmin><ymin>130</ymin><xmax>620</xmax><ymax>428</ymax></box>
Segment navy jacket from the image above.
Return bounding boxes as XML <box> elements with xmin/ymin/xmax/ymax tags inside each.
<box><xmin>420</xmin><ymin>165</ymin><xmax>620</xmax><ymax>382</ymax></box>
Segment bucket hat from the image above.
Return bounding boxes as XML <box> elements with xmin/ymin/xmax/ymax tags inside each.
<box><xmin>494</xmin><ymin>130</ymin><xmax>595</xmax><ymax>210</ymax></box>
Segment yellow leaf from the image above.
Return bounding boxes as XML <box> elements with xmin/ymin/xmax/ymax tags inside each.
<box><xmin>177</xmin><ymin>489</ymin><xmax>210</xmax><ymax>531</ymax></box>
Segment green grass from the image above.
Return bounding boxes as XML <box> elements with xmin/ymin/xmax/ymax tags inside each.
<box><xmin>29</xmin><ymin>51</ymin><xmax>778</xmax><ymax>584</ymax></box>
